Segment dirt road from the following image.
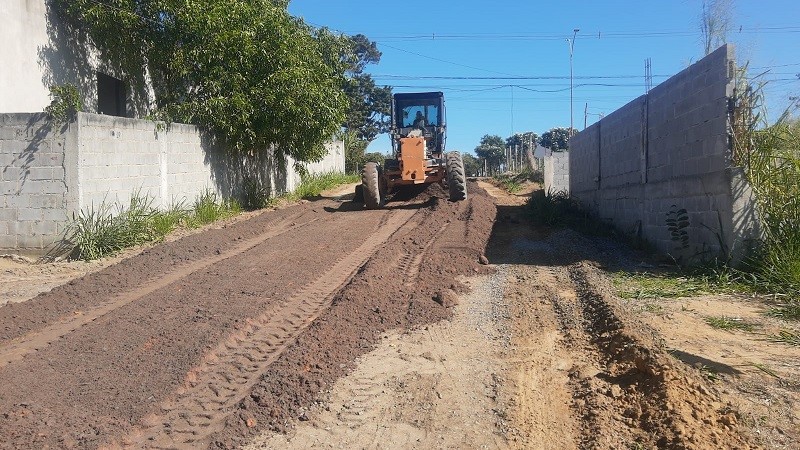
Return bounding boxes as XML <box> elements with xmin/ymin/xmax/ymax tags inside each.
<box><xmin>0</xmin><ymin>181</ymin><xmax>792</xmax><ymax>449</ymax></box>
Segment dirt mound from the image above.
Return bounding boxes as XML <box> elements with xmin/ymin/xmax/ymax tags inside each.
<box><xmin>210</xmin><ymin>182</ymin><xmax>497</xmax><ymax>448</ymax></box>
<box><xmin>565</xmin><ymin>262</ymin><xmax>756</xmax><ymax>449</ymax></box>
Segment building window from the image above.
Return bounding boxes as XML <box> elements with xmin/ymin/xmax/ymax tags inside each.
<box><xmin>97</xmin><ymin>72</ymin><xmax>126</xmax><ymax>117</ymax></box>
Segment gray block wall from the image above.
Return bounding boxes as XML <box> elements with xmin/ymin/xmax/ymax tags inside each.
<box><xmin>1</xmin><ymin>112</ymin><xmax>345</xmax><ymax>256</ymax></box>
<box><xmin>568</xmin><ymin>45</ymin><xmax>759</xmax><ymax>263</ymax></box>
<box><xmin>0</xmin><ymin>114</ymin><xmax>72</xmax><ymax>251</ymax></box>
<box><xmin>544</xmin><ymin>149</ymin><xmax>570</xmax><ymax>194</ymax></box>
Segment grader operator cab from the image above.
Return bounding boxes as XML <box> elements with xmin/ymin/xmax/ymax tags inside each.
<box><xmin>359</xmin><ymin>92</ymin><xmax>467</xmax><ymax>209</ymax></box>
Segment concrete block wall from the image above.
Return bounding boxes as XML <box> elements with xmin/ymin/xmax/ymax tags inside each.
<box><xmin>569</xmin><ymin>45</ymin><xmax>758</xmax><ymax>263</ymax></box>
<box><xmin>544</xmin><ymin>149</ymin><xmax>570</xmax><ymax>194</ymax></box>
<box><xmin>77</xmin><ymin>114</ymin><xmax>163</xmax><ymax>210</ymax></box>
<box><xmin>0</xmin><ymin>114</ymin><xmax>71</xmax><ymax>252</ymax></box>
<box><xmin>1</xmin><ymin>112</ymin><xmax>345</xmax><ymax>255</ymax></box>
<box><xmin>164</xmin><ymin>122</ymin><xmax>213</xmax><ymax>207</ymax></box>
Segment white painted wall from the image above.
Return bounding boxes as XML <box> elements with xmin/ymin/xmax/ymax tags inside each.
<box><xmin>1</xmin><ymin>0</ymin><xmax>54</xmax><ymax>113</ymax></box>
<box><xmin>1</xmin><ymin>112</ymin><xmax>345</xmax><ymax>255</ymax></box>
<box><xmin>1</xmin><ymin>0</ymin><xmax>153</xmax><ymax>116</ymax></box>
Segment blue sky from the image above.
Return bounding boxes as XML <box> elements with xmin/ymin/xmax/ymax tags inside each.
<box><xmin>288</xmin><ymin>1</ymin><xmax>800</xmax><ymax>155</ymax></box>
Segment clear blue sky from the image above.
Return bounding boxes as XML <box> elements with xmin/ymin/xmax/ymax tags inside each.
<box><xmin>288</xmin><ymin>1</ymin><xmax>800</xmax><ymax>155</ymax></box>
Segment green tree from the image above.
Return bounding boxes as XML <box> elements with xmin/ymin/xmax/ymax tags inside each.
<box><xmin>540</xmin><ymin>127</ymin><xmax>574</xmax><ymax>152</ymax></box>
<box><xmin>342</xmin><ymin>34</ymin><xmax>392</xmax><ymax>143</ymax></box>
<box><xmin>506</xmin><ymin>131</ymin><xmax>540</xmax><ymax>170</ymax></box>
<box><xmin>505</xmin><ymin>132</ymin><xmax>539</xmax><ymax>153</ymax></box>
<box><xmin>474</xmin><ymin>134</ymin><xmax>506</xmax><ymax>175</ymax></box>
<box><xmin>342</xmin><ymin>130</ymin><xmax>370</xmax><ymax>173</ymax></box>
<box><xmin>339</xmin><ymin>34</ymin><xmax>392</xmax><ymax>172</ymax></box>
<box><xmin>462</xmin><ymin>153</ymin><xmax>481</xmax><ymax>177</ymax></box>
<box><xmin>56</xmin><ymin>0</ymin><xmax>347</xmax><ymax>164</ymax></box>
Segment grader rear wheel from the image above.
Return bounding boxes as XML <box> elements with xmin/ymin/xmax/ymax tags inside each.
<box><xmin>361</xmin><ymin>162</ymin><xmax>383</xmax><ymax>209</ymax></box>
<box><xmin>446</xmin><ymin>151</ymin><xmax>467</xmax><ymax>201</ymax></box>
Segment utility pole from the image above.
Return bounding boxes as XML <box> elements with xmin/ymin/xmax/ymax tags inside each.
<box><xmin>529</xmin><ymin>133</ymin><xmax>534</xmax><ymax>171</ymax></box>
<box><xmin>584</xmin><ymin>102</ymin><xmax>588</xmax><ymax>129</ymax></box>
<box><xmin>567</xmin><ymin>28</ymin><xmax>579</xmax><ymax>137</ymax></box>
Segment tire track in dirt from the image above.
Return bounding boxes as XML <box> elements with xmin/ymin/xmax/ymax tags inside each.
<box><xmin>0</xmin><ymin>214</ymin><xmax>318</xmax><ymax>367</ymax></box>
<box><xmin>536</xmin><ymin>259</ymin><xmax>755</xmax><ymax>449</ymax></box>
<box><xmin>501</xmin><ymin>264</ymin><xmax>580</xmax><ymax>449</ymax></box>
<box><xmin>396</xmin><ymin>223</ymin><xmax>448</xmax><ymax>287</ymax></box>
<box><xmin>210</xmin><ymin>184</ymin><xmax>497</xmax><ymax>449</ymax></box>
<box><xmin>244</xmin><ymin>271</ymin><xmax>508</xmax><ymax>450</ymax></box>
<box><xmin>296</xmin><ymin>219</ymin><xmax>451</xmax><ymax>439</ymax></box>
<box><xmin>118</xmin><ymin>209</ymin><xmax>417</xmax><ymax>449</ymax></box>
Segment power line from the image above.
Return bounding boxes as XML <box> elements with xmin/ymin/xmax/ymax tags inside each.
<box><xmin>306</xmin><ymin>21</ymin><xmax>522</xmax><ymax>77</ymax></box>
<box><xmin>373</xmin><ymin>74</ymin><xmax>674</xmax><ymax>80</ymax></box>
<box><xmin>364</xmin><ymin>25</ymin><xmax>800</xmax><ymax>41</ymax></box>
<box><xmin>377</xmin><ymin>42</ymin><xmax>519</xmax><ymax>77</ymax></box>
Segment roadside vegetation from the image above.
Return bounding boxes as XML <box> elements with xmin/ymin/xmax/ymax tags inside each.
<box><xmin>730</xmin><ymin>71</ymin><xmax>800</xmax><ymax>310</ymax></box>
<box><xmin>287</xmin><ymin>172</ymin><xmax>360</xmax><ymax>201</ymax></box>
<box><xmin>69</xmin><ymin>172</ymin><xmax>357</xmax><ymax>261</ymax></box>
<box><xmin>612</xmin><ymin>270</ymin><xmax>753</xmax><ymax>300</ymax></box>
<box><xmin>69</xmin><ymin>191</ymin><xmax>241</xmax><ymax>261</ymax></box>
<box><xmin>492</xmin><ymin>168</ymin><xmax>543</xmax><ymax>194</ymax></box>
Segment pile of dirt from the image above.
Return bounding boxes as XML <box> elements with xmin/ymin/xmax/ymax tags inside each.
<box><xmin>565</xmin><ymin>262</ymin><xmax>756</xmax><ymax>449</ymax></box>
<box><xmin>211</xmin><ymin>182</ymin><xmax>497</xmax><ymax>448</ymax></box>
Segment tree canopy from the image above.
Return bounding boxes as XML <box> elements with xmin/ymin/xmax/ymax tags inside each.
<box><xmin>461</xmin><ymin>153</ymin><xmax>481</xmax><ymax>177</ymax></box>
<box><xmin>505</xmin><ymin>132</ymin><xmax>539</xmax><ymax>153</ymax></box>
<box><xmin>56</xmin><ymin>0</ymin><xmax>349</xmax><ymax>163</ymax></box>
<box><xmin>339</xmin><ymin>34</ymin><xmax>392</xmax><ymax>172</ymax></box>
<box><xmin>540</xmin><ymin>127</ymin><xmax>574</xmax><ymax>152</ymax></box>
<box><xmin>474</xmin><ymin>134</ymin><xmax>506</xmax><ymax>174</ymax></box>
<box><xmin>342</xmin><ymin>34</ymin><xmax>392</xmax><ymax>143</ymax></box>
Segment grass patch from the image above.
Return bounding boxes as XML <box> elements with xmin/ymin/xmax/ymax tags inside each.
<box><xmin>704</xmin><ymin>316</ymin><xmax>757</xmax><ymax>332</ymax></box>
<box><xmin>767</xmin><ymin>330</ymin><xmax>800</xmax><ymax>347</ymax></box>
<box><xmin>188</xmin><ymin>190</ymin><xmax>240</xmax><ymax>228</ymax></box>
<box><xmin>748</xmin><ymin>362</ymin><xmax>781</xmax><ymax>378</ymax></box>
<box><xmin>612</xmin><ymin>271</ymin><xmax>751</xmax><ymax>299</ymax></box>
<box><xmin>286</xmin><ymin>171</ymin><xmax>359</xmax><ymax>201</ymax></box>
<box><xmin>492</xmin><ymin>169</ymin><xmax>541</xmax><ymax>194</ymax></box>
<box><xmin>766</xmin><ymin>303</ymin><xmax>800</xmax><ymax>321</ymax></box>
<box><xmin>492</xmin><ymin>173</ymin><xmax>521</xmax><ymax>193</ymax></box>
<box><xmin>69</xmin><ymin>190</ymin><xmax>239</xmax><ymax>261</ymax></box>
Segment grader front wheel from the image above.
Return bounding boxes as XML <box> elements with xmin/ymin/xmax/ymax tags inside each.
<box><xmin>361</xmin><ymin>162</ymin><xmax>383</xmax><ymax>209</ymax></box>
<box><xmin>446</xmin><ymin>151</ymin><xmax>467</xmax><ymax>201</ymax></box>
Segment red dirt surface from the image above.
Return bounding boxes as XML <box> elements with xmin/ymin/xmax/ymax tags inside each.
<box><xmin>0</xmin><ymin>182</ymin><xmax>496</xmax><ymax>449</ymax></box>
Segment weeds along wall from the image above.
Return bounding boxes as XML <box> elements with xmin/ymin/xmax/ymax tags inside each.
<box><xmin>568</xmin><ymin>45</ymin><xmax>759</xmax><ymax>264</ymax></box>
<box><xmin>0</xmin><ymin>112</ymin><xmax>344</xmax><ymax>256</ymax></box>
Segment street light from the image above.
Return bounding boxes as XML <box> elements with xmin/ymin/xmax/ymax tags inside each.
<box><xmin>567</xmin><ymin>28</ymin><xmax>579</xmax><ymax>136</ymax></box>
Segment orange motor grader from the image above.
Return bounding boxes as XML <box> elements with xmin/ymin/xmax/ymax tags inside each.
<box><xmin>359</xmin><ymin>92</ymin><xmax>467</xmax><ymax>209</ymax></box>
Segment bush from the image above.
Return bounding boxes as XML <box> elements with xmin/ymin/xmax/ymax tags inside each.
<box><xmin>288</xmin><ymin>171</ymin><xmax>359</xmax><ymax>200</ymax></box>
<box><xmin>69</xmin><ymin>191</ymin><xmax>238</xmax><ymax>260</ymax></box>
<box><xmin>743</xmin><ymin>121</ymin><xmax>800</xmax><ymax>299</ymax></box>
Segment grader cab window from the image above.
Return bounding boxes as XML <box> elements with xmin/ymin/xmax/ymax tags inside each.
<box><xmin>400</xmin><ymin>104</ymin><xmax>439</xmax><ymax>128</ymax></box>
